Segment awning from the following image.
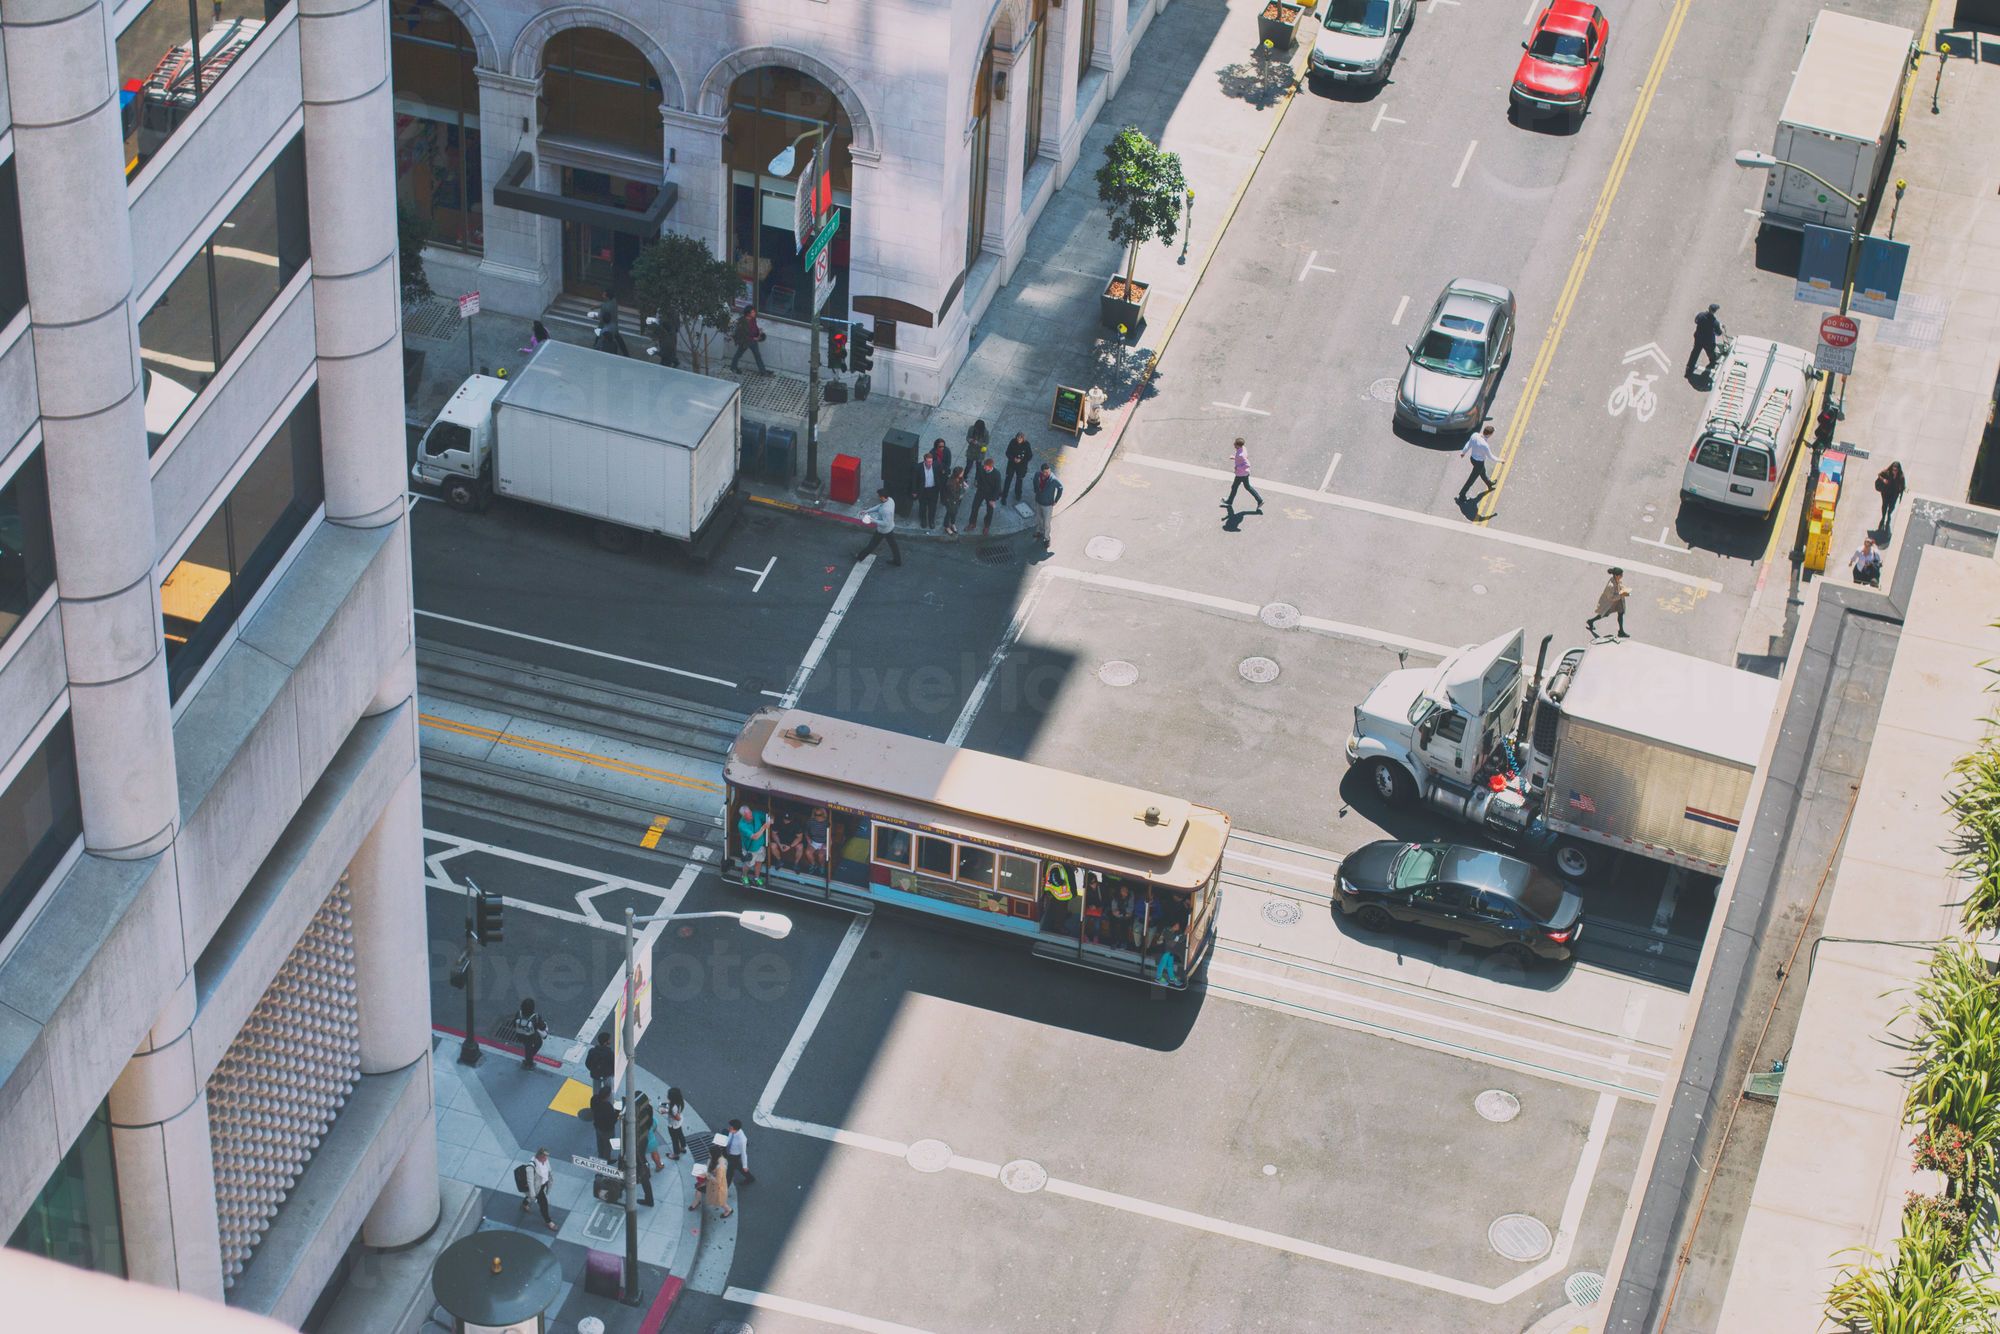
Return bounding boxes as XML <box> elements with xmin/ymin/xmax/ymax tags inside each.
<box><xmin>492</xmin><ymin>152</ymin><xmax>677</xmax><ymax>237</ymax></box>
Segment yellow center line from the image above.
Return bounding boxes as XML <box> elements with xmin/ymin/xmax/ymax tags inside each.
<box><xmin>419</xmin><ymin>713</ymin><xmax>723</xmax><ymax>793</ymax></box>
<box><xmin>1477</xmin><ymin>0</ymin><xmax>1700</xmax><ymax>524</ymax></box>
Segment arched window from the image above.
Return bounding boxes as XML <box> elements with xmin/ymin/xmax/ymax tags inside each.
<box><xmin>389</xmin><ymin>0</ymin><xmax>482</xmax><ymax>251</ymax></box>
<box><xmin>541</xmin><ymin>29</ymin><xmax>665</xmax><ymax>158</ymax></box>
<box><xmin>725</xmin><ymin>68</ymin><xmax>855</xmax><ymax>325</ymax></box>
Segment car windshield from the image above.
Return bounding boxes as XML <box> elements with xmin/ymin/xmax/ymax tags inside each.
<box><xmin>1324</xmin><ymin>0</ymin><xmax>1392</xmax><ymax>36</ymax></box>
<box><xmin>1391</xmin><ymin>844</ymin><xmax>1442</xmax><ymax>891</ymax></box>
<box><xmin>1416</xmin><ymin>330</ymin><xmax>1485</xmax><ymax>376</ymax></box>
<box><xmin>1530</xmin><ymin>30</ymin><xmax>1589</xmax><ymax>65</ymax></box>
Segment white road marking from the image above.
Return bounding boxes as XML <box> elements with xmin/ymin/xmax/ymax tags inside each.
<box><xmin>414</xmin><ymin>609</ymin><xmax>739</xmax><ymax>688</ymax></box>
<box><xmin>947</xmin><ymin>569</ymin><xmax>1055</xmax><ymax>746</ymax></box>
<box><xmin>1210</xmin><ymin>391</ymin><xmax>1271</xmax><ymax>416</ymax></box>
<box><xmin>1452</xmin><ymin>139</ymin><xmax>1479</xmax><ymax>189</ymax></box>
<box><xmin>575</xmin><ymin>853</ymin><xmax>710</xmax><ymax>1048</ymax></box>
<box><xmin>1044</xmin><ymin>565</ymin><xmax>1454</xmax><ymax>656</ymax></box>
<box><xmin>1371</xmin><ymin>104</ymin><xmax>1405</xmax><ymax>132</ymax></box>
<box><xmin>406</xmin><ymin>492</ymin><xmax>439</xmax><ymax>507</ymax></box>
<box><xmin>1524</xmin><ymin>0</ymin><xmax>1542</xmax><ymax>21</ymax></box>
<box><xmin>1391</xmin><ymin>294</ymin><xmax>1410</xmax><ymax>325</ymax></box>
<box><xmin>1631</xmin><ymin>528</ymin><xmax>1687</xmax><ymax>552</ymax></box>
<box><xmin>1123</xmin><ymin>454</ymin><xmax>1725</xmax><ymax>591</ymax></box>
<box><xmin>735</xmin><ymin>554</ymin><xmax>776</xmax><ymax>593</ymax></box>
<box><xmin>1298</xmin><ymin>249</ymin><xmax>1338</xmax><ymax>282</ymax></box>
<box><xmin>756</xmin><ymin>916</ymin><xmax>869</xmax><ymax>1126</ymax></box>
<box><xmin>426</xmin><ymin>873</ymin><xmax>610</xmax><ymax>932</ymax></box>
<box><xmin>778</xmin><ymin>558</ymin><xmax>871</xmax><ymax>707</ymax></box>
<box><xmin>1622</xmin><ymin>342</ymin><xmax>1671</xmax><ymax>373</ymax></box>
<box><xmin>1319</xmin><ymin>451</ymin><xmax>1343</xmax><ymax>491</ymax></box>
<box><xmin>724</xmin><ymin>1290</ymin><xmax>943</xmax><ymax>1334</ymax></box>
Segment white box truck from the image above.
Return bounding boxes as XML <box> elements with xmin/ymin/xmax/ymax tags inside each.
<box><xmin>1679</xmin><ymin>337</ymin><xmax>1817</xmax><ymax>518</ymax></box>
<box><xmin>411</xmin><ymin>341</ymin><xmax>743</xmax><ymax>558</ymax></box>
<box><xmin>1759</xmin><ymin>11</ymin><xmax>1914</xmax><ymax>233</ymax></box>
<box><xmin>1345</xmin><ymin>630</ymin><xmax>1779</xmax><ymax>881</ymax></box>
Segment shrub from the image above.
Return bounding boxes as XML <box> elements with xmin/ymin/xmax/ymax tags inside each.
<box><xmin>1824</xmin><ymin>1214</ymin><xmax>2000</xmax><ymax>1332</ymax></box>
<box><xmin>1948</xmin><ymin>733</ymin><xmax>2000</xmax><ymax>934</ymax></box>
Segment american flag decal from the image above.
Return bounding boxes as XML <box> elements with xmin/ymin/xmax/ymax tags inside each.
<box><xmin>1569</xmin><ymin>791</ymin><xmax>1596</xmax><ymax>814</ymax></box>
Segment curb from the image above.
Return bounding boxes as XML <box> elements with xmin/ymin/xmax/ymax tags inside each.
<box><xmin>744</xmin><ymin>491</ymin><xmax>1041</xmax><ymax>543</ymax></box>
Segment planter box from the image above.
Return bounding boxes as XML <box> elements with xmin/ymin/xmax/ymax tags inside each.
<box><xmin>1258</xmin><ymin>1</ymin><xmax>1304</xmax><ymax>50</ymax></box>
<box><xmin>1100</xmin><ymin>277</ymin><xmax>1149</xmax><ymax>333</ymax></box>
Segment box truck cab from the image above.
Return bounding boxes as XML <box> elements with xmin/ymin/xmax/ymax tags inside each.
<box><xmin>415</xmin><ymin>374</ymin><xmax>507</xmax><ymax>512</ymax></box>
<box><xmin>1680</xmin><ymin>337</ymin><xmax>1815</xmax><ymax>518</ymax></box>
<box><xmin>1348</xmin><ymin>629</ymin><xmax>1528</xmax><ymax>816</ymax></box>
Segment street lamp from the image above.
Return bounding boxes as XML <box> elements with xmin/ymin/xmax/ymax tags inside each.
<box><xmin>614</xmin><ymin>906</ymin><xmax>791</xmax><ymax>1304</ymax></box>
<box><xmin>766</xmin><ymin>128</ymin><xmax>824</xmax><ymax>179</ymax></box>
<box><xmin>767</xmin><ymin>124</ymin><xmax>837</xmax><ymax>496</ymax></box>
<box><xmin>1736</xmin><ymin>148</ymin><xmax>1866</xmax><ymax>566</ymax></box>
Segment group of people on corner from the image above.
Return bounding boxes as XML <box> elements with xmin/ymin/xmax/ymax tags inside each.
<box><xmin>856</xmin><ymin>430</ymin><xmax>1065</xmax><ymax>565</ymax></box>
<box><xmin>1039</xmin><ymin>865</ymin><xmax>1193</xmax><ymax>986</ymax></box>
<box><xmin>506</xmin><ymin>1000</ymin><xmax>753</xmax><ymax>1227</ymax></box>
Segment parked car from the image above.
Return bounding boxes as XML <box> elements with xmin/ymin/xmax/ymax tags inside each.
<box><xmin>1308</xmin><ymin>0</ymin><xmax>1415</xmax><ymax>88</ymax></box>
<box><xmin>1332</xmin><ymin>840</ymin><xmax>1584</xmax><ymax>965</ymax></box>
<box><xmin>1394</xmin><ymin>279</ymin><xmax>1516</xmax><ymax>436</ymax></box>
<box><xmin>1511</xmin><ymin>2</ymin><xmax>1609</xmax><ymax>128</ymax></box>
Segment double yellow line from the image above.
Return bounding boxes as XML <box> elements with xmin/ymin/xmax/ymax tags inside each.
<box><xmin>1476</xmin><ymin>0</ymin><xmax>1700</xmax><ymax>522</ymax></box>
<box><xmin>419</xmin><ymin>713</ymin><xmax>722</xmax><ymax>793</ymax></box>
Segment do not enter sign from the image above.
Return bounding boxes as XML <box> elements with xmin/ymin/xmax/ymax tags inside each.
<box><xmin>1815</xmin><ymin>313</ymin><xmax>1858</xmax><ymax>375</ymax></box>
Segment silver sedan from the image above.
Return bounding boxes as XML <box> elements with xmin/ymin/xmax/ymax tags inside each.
<box><xmin>1394</xmin><ymin>279</ymin><xmax>1517</xmax><ymax>436</ymax></box>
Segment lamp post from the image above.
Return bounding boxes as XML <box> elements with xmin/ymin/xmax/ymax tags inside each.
<box><xmin>770</xmin><ymin>125</ymin><xmax>833</xmax><ymax>497</ymax></box>
<box><xmin>1734</xmin><ymin>149</ymin><xmax>1866</xmax><ymax>566</ymax></box>
<box><xmin>617</xmin><ymin>907</ymin><xmax>791</xmax><ymax>1304</ymax></box>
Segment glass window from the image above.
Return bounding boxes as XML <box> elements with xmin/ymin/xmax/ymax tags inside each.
<box><xmin>140</xmin><ymin>135</ymin><xmax>310</xmax><ymax>454</ymax></box>
<box><xmin>1434</xmin><ymin>711</ymin><xmax>1467</xmax><ymax>743</ymax></box>
<box><xmin>117</xmin><ymin>0</ymin><xmax>283</xmax><ymax>179</ymax></box>
<box><xmin>0</xmin><ymin>714</ymin><xmax>82</xmax><ymax>946</ymax></box>
<box><xmin>872</xmin><ymin>824</ymin><xmax>911</xmax><ymax>867</ymax></box>
<box><xmin>1692</xmin><ymin>438</ymin><xmax>1733</xmax><ymax>471</ymax></box>
<box><xmin>725</xmin><ymin>66</ymin><xmax>855</xmax><ymax>325</ymax></box>
<box><xmin>0</xmin><ymin>450</ymin><xmax>57</xmax><ymax>654</ymax></box>
<box><xmin>956</xmin><ymin>845</ymin><xmax>995</xmax><ymax>887</ymax></box>
<box><xmin>0</xmin><ymin>157</ymin><xmax>26</xmax><ymax>329</ymax></box>
<box><xmin>162</xmin><ymin>389</ymin><xmax>325</xmax><ymax>697</ymax></box>
<box><xmin>965</xmin><ymin>44</ymin><xmax>994</xmax><ymax>274</ymax></box>
<box><xmin>6</xmin><ymin>1097</ymin><xmax>123</xmax><ymax>1277</ymax></box>
<box><xmin>1733</xmin><ymin>447</ymin><xmax>1773</xmax><ymax>480</ymax></box>
<box><xmin>1023</xmin><ymin>1</ymin><xmax>1051</xmax><ymax>175</ymax></box>
<box><xmin>916</xmin><ymin>836</ymin><xmax>954</xmax><ymax>877</ymax></box>
<box><xmin>391</xmin><ymin>0</ymin><xmax>482</xmax><ymax>252</ymax></box>
<box><xmin>996</xmin><ymin>855</ymin><xmax>1037</xmax><ymax>898</ymax></box>
<box><xmin>541</xmin><ymin>29</ymin><xmax>663</xmax><ymax>157</ymax></box>
<box><xmin>1077</xmin><ymin>0</ymin><xmax>1098</xmax><ymax>82</ymax></box>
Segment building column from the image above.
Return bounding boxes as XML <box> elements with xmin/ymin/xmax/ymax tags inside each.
<box><xmin>474</xmin><ymin>69</ymin><xmax>560</xmax><ymax>315</ymax></box>
<box><xmin>1</xmin><ymin>0</ymin><xmax>177</xmax><ymax>860</ymax></box>
<box><xmin>662</xmin><ymin>107</ymin><xmax>728</xmax><ymax>259</ymax></box>
<box><xmin>299</xmin><ymin>0</ymin><xmax>405</xmax><ymax>531</ymax></box>
<box><xmin>108</xmin><ymin>975</ymin><xmax>224</xmax><ymax>1297</ymax></box>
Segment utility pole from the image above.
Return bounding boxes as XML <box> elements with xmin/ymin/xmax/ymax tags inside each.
<box><xmin>620</xmin><ymin>906</ymin><xmax>641</xmax><ymax>1305</ymax></box>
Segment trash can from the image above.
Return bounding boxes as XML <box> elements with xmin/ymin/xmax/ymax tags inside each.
<box><xmin>763</xmin><ymin>426</ymin><xmax>797</xmax><ymax>485</ymax></box>
<box><xmin>830</xmin><ymin>453</ymin><xmax>861</xmax><ymax>505</ymax></box>
<box><xmin>881</xmin><ymin>428</ymin><xmax>919</xmax><ymax>517</ymax></box>
<box><xmin>740</xmin><ymin>419</ymin><xmax>766</xmax><ymax>477</ymax></box>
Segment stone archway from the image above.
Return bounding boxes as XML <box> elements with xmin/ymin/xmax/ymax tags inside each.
<box><xmin>417</xmin><ymin>0</ymin><xmax>499</xmax><ymax>70</ymax></box>
<box><xmin>697</xmin><ymin>46</ymin><xmax>877</xmax><ymax>157</ymax></box>
<box><xmin>507</xmin><ymin>5</ymin><xmax>686</xmax><ymax>110</ymax></box>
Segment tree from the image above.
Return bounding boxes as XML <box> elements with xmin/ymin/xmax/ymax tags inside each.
<box><xmin>631</xmin><ymin>233</ymin><xmax>741</xmax><ymax>374</ymax></box>
<box><xmin>397</xmin><ymin>203</ymin><xmax>435</xmax><ymax>306</ymax></box>
<box><xmin>1094</xmin><ymin>126</ymin><xmax>1187</xmax><ymax>288</ymax></box>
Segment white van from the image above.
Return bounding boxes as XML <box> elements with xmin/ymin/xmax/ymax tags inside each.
<box><xmin>1679</xmin><ymin>337</ymin><xmax>1815</xmax><ymax>518</ymax></box>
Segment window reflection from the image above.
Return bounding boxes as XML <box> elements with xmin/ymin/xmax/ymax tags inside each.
<box><xmin>117</xmin><ymin>0</ymin><xmax>284</xmax><ymax>180</ymax></box>
<box><xmin>0</xmin><ymin>157</ymin><xmax>25</xmax><ymax>329</ymax></box>
<box><xmin>541</xmin><ymin>29</ymin><xmax>663</xmax><ymax>157</ymax></box>
<box><xmin>725</xmin><ymin>66</ymin><xmax>853</xmax><ymax>325</ymax></box>
<box><xmin>0</xmin><ymin>450</ymin><xmax>56</xmax><ymax>653</ymax></box>
<box><xmin>8</xmin><ymin>1099</ymin><xmax>124</xmax><ymax>1278</ymax></box>
<box><xmin>0</xmin><ymin>713</ymin><xmax>82</xmax><ymax>946</ymax></box>
<box><xmin>390</xmin><ymin>0</ymin><xmax>482</xmax><ymax>252</ymax></box>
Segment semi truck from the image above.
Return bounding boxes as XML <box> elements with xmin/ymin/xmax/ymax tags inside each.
<box><xmin>411</xmin><ymin>340</ymin><xmax>743</xmax><ymax>558</ymax></box>
<box><xmin>1345</xmin><ymin>629</ymin><xmax>1780</xmax><ymax>881</ymax></box>
<box><xmin>1757</xmin><ymin>10</ymin><xmax>1914</xmax><ymax>233</ymax></box>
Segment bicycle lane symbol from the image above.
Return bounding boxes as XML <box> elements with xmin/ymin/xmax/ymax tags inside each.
<box><xmin>1608</xmin><ymin>371</ymin><xmax>1658</xmax><ymax>422</ymax></box>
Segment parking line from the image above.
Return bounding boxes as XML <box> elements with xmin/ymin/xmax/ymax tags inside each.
<box><xmin>779</xmin><ymin>558</ymin><xmax>871</xmax><ymax>707</ymax></box>
<box><xmin>1319</xmin><ymin>452</ymin><xmax>1343</xmax><ymax>491</ymax></box>
<box><xmin>1451</xmin><ymin>139</ymin><xmax>1478</xmax><ymax>189</ymax></box>
<box><xmin>1391</xmin><ymin>294</ymin><xmax>1409</xmax><ymax>326</ymax></box>
<box><xmin>723</xmin><ymin>1290</ymin><xmax>942</xmax><ymax>1334</ymax></box>
<box><xmin>414</xmin><ymin>609</ymin><xmax>739</xmax><ymax>688</ymax></box>
<box><xmin>1123</xmin><ymin>454</ymin><xmax>1724</xmax><ymax>591</ymax></box>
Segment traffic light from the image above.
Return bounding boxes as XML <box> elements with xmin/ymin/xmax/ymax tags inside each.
<box><xmin>473</xmin><ymin>885</ymin><xmax>505</xmax><ymax>945</ymax></box>
<box><xmin>633</xmin><ymin>1091</ymin><xmax>655</xmax><ymax>1147</ymax></box>
<box><xmin>850</xmin><ymin>323</ymin><xmax>874</xmax><ymax>401</ymax></box>
<box><xmin>1812</xmin><ymin>404</ymin><xmax>1837</xmax><ymax>450</ymax></box>
<box><xmin>827</xmin><ymin>325</ymin><xmax>849</xmax><ymax>373</ymax></box>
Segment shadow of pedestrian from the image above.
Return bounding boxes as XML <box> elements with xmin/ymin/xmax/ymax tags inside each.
<box><xmin>1221</xmin><ymin>510</ymin><xmax>1249</xmax><ymax>532</ymax></box>
<box><xmin>1456</xmin><ymin>493</ymin><xmax>1488</xmax><ymax>519</ymax></box>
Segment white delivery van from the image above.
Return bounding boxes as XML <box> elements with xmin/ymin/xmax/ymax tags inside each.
<box><xmin>1760</xmin><ymin>11</ymin><xmax>1914</xmax><ymax>232</ymax></box>
<box><xmin>1680</xmin><ymin>337</ymin><xmax>1816</xmax><ymax>518</ymax></box>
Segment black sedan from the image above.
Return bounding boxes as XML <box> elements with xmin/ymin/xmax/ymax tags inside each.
<box><xmin>1332</xmin><ymin>841</ymin><xmax>1584</xmax><ymax>965</ymax></box>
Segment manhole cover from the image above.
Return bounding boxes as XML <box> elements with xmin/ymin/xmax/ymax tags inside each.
<box><xmin>976</xmin><ymin>543</ymin><xmax>1014</xmax><ymax>565</ymax></box>
<box><xmin>1475</xmin><ymin>1090</ymin><xmax>1520</xmax><ymax>1122</ymax></box>
<box><xmin>1369</xmin><ymin>377</ymin><xmax>1399</xmax><ymax>403</ymax></box>
<box><xmin>1261</xmin><ymin>899</ymin><xmax>1302</xmax><ymax>926</ymax></box>
<box><xmin>1085</xmin><ymin>536</ymin><xmax>1125</xmax><ymax>562</ymax></box>
<box><xmin>1239</xmin><ymin>656</ymin><xmax>1280</xmax><ymax>683</ymax></box>
<box><xmin>906</xmin><ymin>1139</ymin><xmax>953</xmax><ymax>1173</ymax></box>
<box><xmin>1259</xmin><ymin>602</ymin><xmax>1300</xmax><ymax>628</ymax></box>
<box><xmin>1098</xmin><ymin>660</ymin><xmax>1140</xmax><ymax>687</ymax></box>
<box><xmin>1489</xmin><ymin>1213</ymin><xmax>1553</xmax><ymax>1262</ymax></box>
<box><xmin>1565</xmin><ymin>1271</ymin><xmax>1606</xmax><ymax>1307</ymax></box>
<box><xmin>1471</xmin><ymin>583</ymin><xmax>1487</xmax><ymax>595</ymax></box>
<box><xmin>999</xmin><ymin>1159</ymin><xmax>1048</xmax><ymax>1193</ymax></box>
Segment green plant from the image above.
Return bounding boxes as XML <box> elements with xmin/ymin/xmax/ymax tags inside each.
<box><xmin>1905</xmin><ymin>1190</ymin><xmax>1975</xmax><ymax>1258</ymax></box>
<box><xmin>1824</xmin><ymin>1215</ymin><xmax>2000</xmax><ymax>1332</ymax></box>
<box><xmin>1948</xmin><ymin>733</ymin><xmax>2000</xmax><ymax>934</ymax></box>
<box><xmin>630</xmin><ymin>232</ymin><xmax>741</xmax><ymax>374</ymax></box>
<box><xmin>1904</xmin><ymin>942</ymin><xmax>2000</xmax><ymax>1177</ymax></box>
<box><xmin>1914</xmin><ymin>1122</ymin><xmax>1980</xmax><ymax>1196</ymax></box>
<box><xmin>397</xmin><ymin>203</ymin><xmax>435</xmax><ymax>305</ymax></box>
<box><xmin>1093</xmin><ymin>126</ymin><xmax>1186</xmax><ymax>288</ymax></box>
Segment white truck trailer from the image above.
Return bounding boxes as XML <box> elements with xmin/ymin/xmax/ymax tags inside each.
<box><xmin>411</xmin><ymin>340</ymin><xmax>742</xmax><ymax>558</ymax></box>
<box><xmin>1346</xmin><ymin>630</ymin><xmax>1779</xmax><ymax>881</ymax></box>
<box><xmin>1758</xmin><ymin>10</ymin><xmax>1914</xmax><ymax>233</ymax></box>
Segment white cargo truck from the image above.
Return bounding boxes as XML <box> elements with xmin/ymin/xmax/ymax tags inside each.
<box><xmin>1346</xmin><ymin>630</ymin><xmax>1779</xmax><ymax>880</ymax></box>
<box><xmin>1758</xmin><ymin>11</ymin><xmax>1914</xmax><ymax>233</ymax></box>
<box><xmin>1679</xmin><ymin>337</ymin><xmax>1817</xmax><ymax>518</ymax></box>
<box><xmin>411</xmin><ymin>340</ymin><xmax>742</xmax><ymax>558</ymax></box>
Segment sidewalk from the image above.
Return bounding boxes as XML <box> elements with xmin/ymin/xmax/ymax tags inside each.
<box><xmin>401</xmin><ymin>0</ymin><xmax>1316</xmax><ymax>542</ymax></box>
<box><xmin>1734</xmin><ymin>43</ymin><xmax>2000</xmax><ymax>667</ymax></box>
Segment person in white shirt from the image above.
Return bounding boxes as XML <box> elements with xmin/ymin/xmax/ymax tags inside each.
<box><xmin>518</xmin><ymin>1148</ymin><xmax>556</xmax><ymax>1230</ymax></box>
<box><xmin>726</xmin><ymin>1119</ymin><xmax>756</xmax><ymax>1185</ymax></box>
<box><xmin>854</xmin><ymin>487</ymin><xmax>902</xmax><ymax>566</ymax></box>
<box><xmin>1458</xmin><ymin>425</ymin><xmax>1498</xmax><ymax>501</ymax></box>
<box><xmin>1850</xmin><ymin>536</ymin><xmax>1882</xmax><ymax>587</ymax></box>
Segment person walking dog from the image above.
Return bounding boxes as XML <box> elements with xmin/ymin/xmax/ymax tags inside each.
<box><xmin>1586</xmin><ymin>567</ymin><xmax>1630</xmax><ymax>639</ymax></box>
<box><xmin>855</xmin><ymin>487</ymin><xmax>903</xmax><ymax>565</ymax></box>
<box><xmin>1224</xmin><ymin>439</ymin><xmax>1264</xmax><ymax>513</ymax></box>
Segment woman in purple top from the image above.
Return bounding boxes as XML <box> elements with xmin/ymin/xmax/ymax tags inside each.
<box><xmin>1224</xmin><ymin>437</ymin><xmax>1264</xmax><ymax>513</ymax></box>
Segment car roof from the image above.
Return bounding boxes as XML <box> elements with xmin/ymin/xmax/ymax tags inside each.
<box><xmin>1446</xmin><ymin>278</ymin><xmax>1513</xmax><ymax>306</ymax></box>
<box><xmin>1438</xmin><ymin>845</ymin><xmax>1533</xmax><ymax>896</ymax></box>
<box><xmin>1436</xmin><ymin>293</ymin><xmax>1497</xmax><ymax>331</ymax></box>
<box><xmin>1540</xmin><ymin>1</ymin><xmax>1598</xmax><ymax>32</ymax></box>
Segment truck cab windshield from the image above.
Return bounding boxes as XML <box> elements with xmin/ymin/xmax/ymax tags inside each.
<box><xmin>425</xmin><ymin>421</ymin><xmax>471</xmax><ymax>457</ymax></box>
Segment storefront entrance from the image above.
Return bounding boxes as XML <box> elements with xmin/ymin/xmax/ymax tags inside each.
<box><xmin>557</xmin><ymin>168</ymin><xmax>658</xmax><ymax>300</ymax></box>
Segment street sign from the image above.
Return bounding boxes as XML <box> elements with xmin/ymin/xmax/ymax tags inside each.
<box><xmin>612</xmin><ymin>934</ymin><xmax>652</xmax><ymax>1088</ymax></box>
<box><xmin>571</xmin><ymin>1154</ymin><xmax>622</xmax><ymax>1179</ymax></box>
<box><xmin>793</xmin><ymin>144</ymin><xmax>826</xmax><ymax>251</ymax></box>
<box><xmin>457</xmin><ymin>291</ymin><xmax>480</xmax><ymax>318</ymax></box>
<box><xmin>1795</xmin><ymin>225</ymin><xmax>1846</xmax><ymax>308</ymax></box>
<box><xmin>1816</xmin><ymin>313</ymin><xmax>1858</xmax><ymax>375</ymax></box>
<box><xmin>1851</xmin><ymin>236</ymin><xmax>1910</xmax><ymax>319</ymax></box>
<box><xmin>802</xmin><ymin>210</ymin><xmax>841</xmax><ymax>269</ymax></box>
<box><xmin>813</xmin><ymin>251</ymin><xmax>833</xmax><ymax>314</ymax></box>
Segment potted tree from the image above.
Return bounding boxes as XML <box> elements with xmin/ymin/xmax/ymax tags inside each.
<box><xmin>1258</xmin><ymin>1</ymin><xmax>1305</xmax><ymax>51</ymax></box>
<box><xmin>1094</xmin><ymin>126</ymin><xmax>1186</xmax><ymax>334</ymax></box>
<box><xmin>630</xmin><ymin>232</ymin><xmax>741</xmax><ymax>374</ymax></box>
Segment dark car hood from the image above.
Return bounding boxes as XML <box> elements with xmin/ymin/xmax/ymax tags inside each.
<box><xmin>1340</xmin><ymin>842</ymin><xmax>1406</xmax><ymax>892</ymax></box>
<box><xmin>1514</xmin><ymin>55</ymin><xmax>1590</xmax><ymax>97</ymax></box>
